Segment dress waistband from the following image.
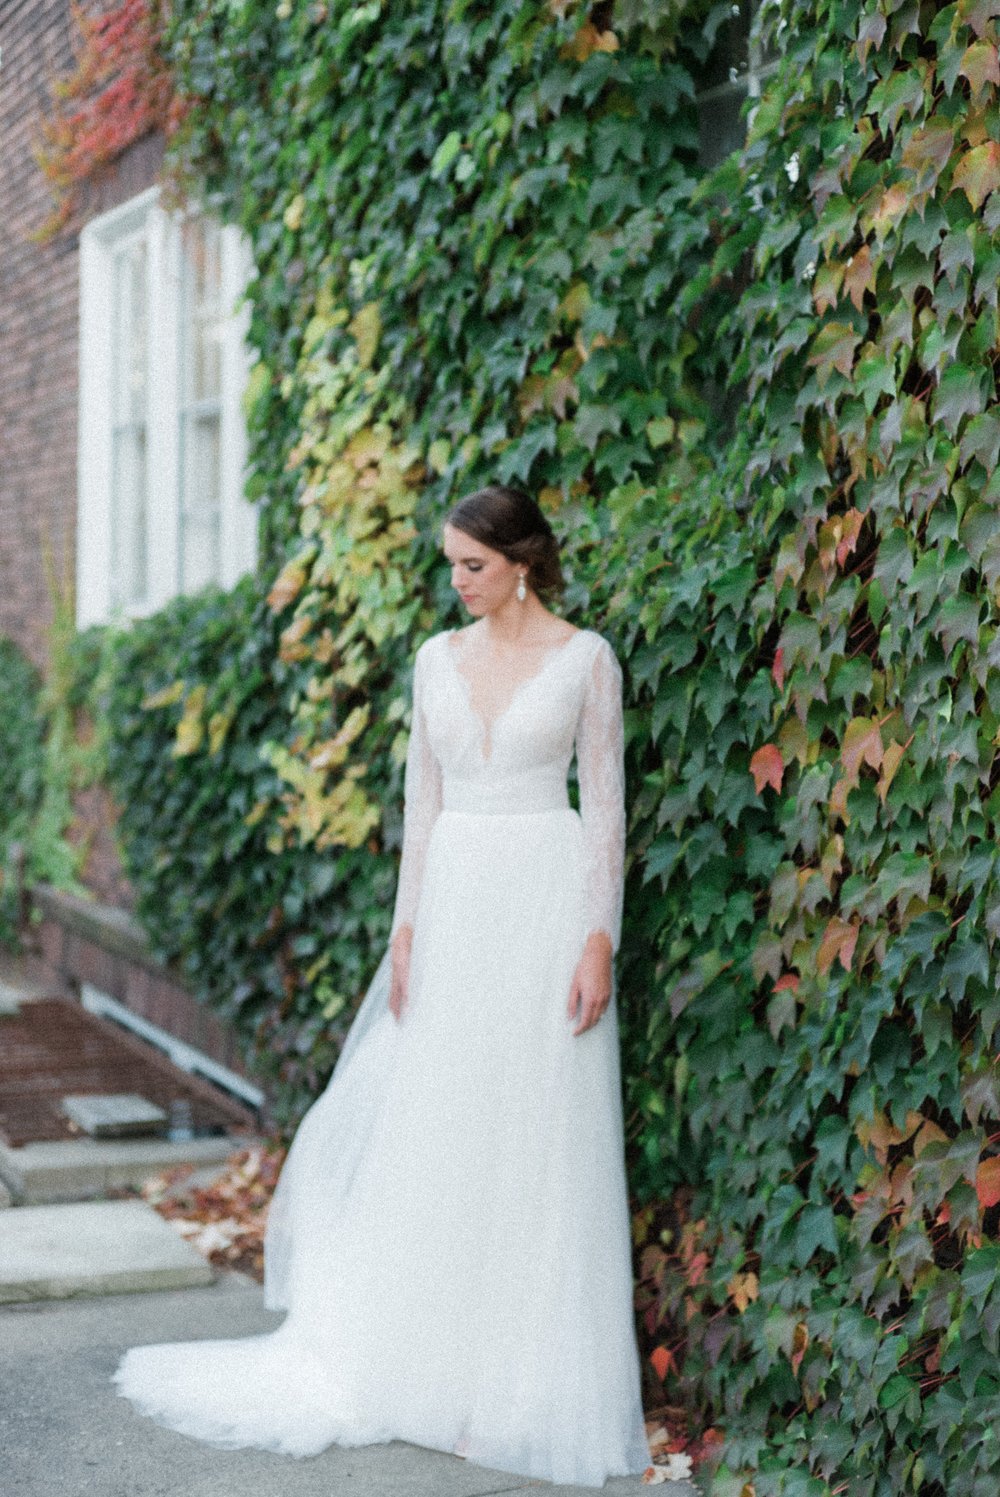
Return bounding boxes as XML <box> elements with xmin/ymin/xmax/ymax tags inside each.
<box><xmin>442</xmin><ymin>774</ymin><xmax>570</xmax><ymax>816</ymax></box>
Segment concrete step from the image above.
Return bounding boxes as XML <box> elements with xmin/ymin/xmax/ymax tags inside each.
<box><xmin>0</xmin><ymin>1132</ymin><xmax>262</xmax><ymax>1205</ymax></box>
<box><xmin>0</xmin><ymin>1198</ymin><xmax>214</xmax><ymax>1303</ymax></box>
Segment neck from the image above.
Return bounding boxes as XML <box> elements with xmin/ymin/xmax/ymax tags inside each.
<box><xmin>481</xmin><ymin>594</ymin><xmax>547</xmax><ymax>644</ymax></box>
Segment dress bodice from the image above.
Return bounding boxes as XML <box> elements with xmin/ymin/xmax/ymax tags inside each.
<box><xmin>428</xmin><ymin>627</ymin><xmax>597</xmax><ymax>814</ymax></box>
<box><xmin>390</xmin><ymin>626</ymin><xmax>626</xmax><ymax>951</ymax></box>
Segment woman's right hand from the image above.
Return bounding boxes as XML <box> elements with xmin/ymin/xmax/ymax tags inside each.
<box><xmin>389</xmin><ymin>926</ymin><xmax>413</xmax><ymax>1021</ymax></box>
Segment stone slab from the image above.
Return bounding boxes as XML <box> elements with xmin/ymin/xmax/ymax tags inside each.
<box><xmin>62</xmin><ymin>1092</ymin><xmax>168</xmax><ymax>1138</ymax></box>
<box><xmin>0</xmin><ymin>982</ymin><xmax>23</xmax><ymax>1016</ymax></box>
<box><xmin>0</xmin><ymin>1133</ymin><xmax>261</xmax><ymax>1205</ymax></box>
<box><xmin>0</xmin><ymin>1199</ymin><xmax>214</xmax><ymax>1302</ymax></box>
<box><xmin>0</xmin><ymin>962</ymin><xmax>59</xmax><ymax>1004</ymax></box>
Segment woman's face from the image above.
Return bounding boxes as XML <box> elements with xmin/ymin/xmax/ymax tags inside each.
<box><xmin>442</xmin><ymin>523</ymin><xmax>523</xmax><ymax>615</ymax></box>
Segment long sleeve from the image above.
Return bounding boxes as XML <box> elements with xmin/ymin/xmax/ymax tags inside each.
<box><xmin>575</xmin><ymin>636</ymin><xmax>626</xmax><ymax>954</ymax></box>
<box><xmin>390</xmin><ymin>642</ymin><xmax>443</xmax><ymax>938</ymax></box>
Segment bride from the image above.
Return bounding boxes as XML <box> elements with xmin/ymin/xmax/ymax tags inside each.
<box><xmin>113</xmin><ymin>484</ymin><xmax>652</xmax><ymax>1489</ymax></box>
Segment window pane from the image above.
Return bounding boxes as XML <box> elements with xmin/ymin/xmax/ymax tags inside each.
<box><xmin>110</xmin><ymin>426</ymin><xmax>148</xmax><ymax>609</ymax></box>
<box><xmin>694</xmin><ymin>0</ymin><xmax>770</xmax><ymax>169</ymax></box>
<box><xmin>180</xmin><ymin>413</ymin><xmax>221</xmax><ymax>590</ymax></box>
<box><xmin>179</xmin><ymin>216</ymin><xmax>224</xmax><ymax>591</ymax></box>
<box><xmin>110</xmin><ymin>238</ymin><xmax>149</xmax><ymax>608</ymax></box>
<box><xmin>181</xmin><ymin>217</ymin><xmax>223</xmax><ymax>402</ymax></box>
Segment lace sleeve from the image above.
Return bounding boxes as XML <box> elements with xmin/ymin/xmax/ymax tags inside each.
<box><xmin>390</xmin><ymin>641</ymin><xmax>443</xmax><ymax>939</ymax></box>
<box><xmin>575</xmin><ymin>635</ymin><xmax>626</xmax><ymax>954</ymax></box>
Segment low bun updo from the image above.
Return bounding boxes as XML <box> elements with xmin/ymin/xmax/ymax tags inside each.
<box><xmin>444</xmin><ymin>485</ymin><xmax>564</xmax><ymax>600</ymax></box>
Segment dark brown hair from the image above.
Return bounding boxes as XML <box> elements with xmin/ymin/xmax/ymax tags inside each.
<box><xmin>444</xmin><ymin>484</ymin><xmax>564</xmax><ymax>599</ymax></box>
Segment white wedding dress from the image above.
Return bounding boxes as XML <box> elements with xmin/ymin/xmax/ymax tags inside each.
<box><xmin>113</xmin><ymin>625</ymin><xmax>651</xmax><ymax>1488</ymax></box>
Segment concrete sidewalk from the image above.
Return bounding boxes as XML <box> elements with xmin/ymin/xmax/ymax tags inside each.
<box><xmin>0</xmin><ymin>1270</ymin><xmax>697</xmax><ymax>1497</ymax></box>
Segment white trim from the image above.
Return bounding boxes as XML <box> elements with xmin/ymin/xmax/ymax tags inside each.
<box><xmin>77</xmin><ymin>187</ymin><xmax>258</xmax><ymax>628</ymax></box>
<box><xmin>80</xmin><ymin>982</ymin><xmax>266</xmax><ymax>1112</ymax></box>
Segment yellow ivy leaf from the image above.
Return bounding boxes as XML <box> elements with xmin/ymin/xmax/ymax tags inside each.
<box><xmin>727</xmin><ymin>1271</ymin><xmax>759</xmax><ymax>1312</ymax></box>
<box><xmin>344</xmin><ymin>426</ymin><xmax>390</xmax><ymax>469</ymax></box>
<box><xmin>559</xmin><ymin>281</ymin><xmax>591</xmax><ymax>322</ymax></box>
<box><xmin>142</xmin><ymin>679</ymin><xmax>185</xmax><ymax>710</ymax></box>
<box><xmin>877</xmin><ymin>740</ymin><xmax>905</xmax><ymax>804</ymax></box>
<box><xmin>953</xmin><ymin>140</ymin><xmax>1000</xmax><ymax>211</ymax></box>
<box><xmin>241</xmin><ymin>359</ymin><xmax>271</xmax><ymax>420</ymax></box>
<box><xmin>348</xmin><ymin>301</ymin><xmax>381</xmax><ymax>367</ymax></box>
<box><xmin>208</xmin><ymin>706</ymin><xmax>236</xmax><ymax>756</ymax></box>
<box><xmin>427</xmin><ymin>437</ymin><xmax>451</xmax><ymax>474</ymax></box>
<box><xmin>282</xmin><ymin>193</ymin><xmax>305</xmax><ymax>232</ymax></box>
<box><xmin>562</xmin><ymin>20</ymin><xmax>619</xmax><ymax>60</ymax></box>
<box><xmin>267</xmin><ymin>555</ymin><xmax>310</xmax><ymax>613</ymax></box>
<box><xmin>279</xmin><ymin>613</ymin><xmax>313</xmax><ymax>663</ymax></box>
<box><xmin>244</xmin><ymin>798</ymin><xmax>271</xmax><ymax>828</ymax></box>
<box><xmin>646</xmin><ymin>416</ymin><xmax>676</xmax><ymax>449</ymax></box>
<box><xmin>172</xmin><ymin>684</ymin><xmax>207</xmax><ymax>758</ymax></box>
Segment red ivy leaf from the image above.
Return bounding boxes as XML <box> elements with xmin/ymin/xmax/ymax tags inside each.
<box><xmin>650</xmin><ymin>1345</ymin><xmax>675</xmax><ymax>1380</ymax></box>
<box><xmin>841</xmin><ymin>716</ymin><xmax>884</xmax><ymax>779</ymax></box>
<box><xmin>976</xmin><ymin>1155</ymin><xmax>1000</xmax><ymax>1210</ymax></box>
<box><xmin>843</xmin><ymin>246</ymin><xmax>876</xmax><ymax>311</ymax></box>
<box><xmin>750</xmin><ymin>743</ymin><xmax>784</xmax><ymax>795</ymax></box>
<box><xmin>817</xmin><ymin>917</ymin><xmax>859</xmax><ymax>975</ymax></box>
<box><xmin>836</xmin><ymin>507</ymin><xmax>866</xmax><ymax>567</ymax></box>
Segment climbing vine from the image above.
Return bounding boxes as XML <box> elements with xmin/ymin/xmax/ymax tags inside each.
<box><xmin>608</xmin><ymin>0</ymin><xmax>1000</xmax><ymax>1491</ymax></box>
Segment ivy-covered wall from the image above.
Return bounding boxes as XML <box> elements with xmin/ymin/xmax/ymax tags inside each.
<box><xmin>41</xmin><ymin>0</ymin><xmax>1000</xmax><ymax>1491</ymax></box>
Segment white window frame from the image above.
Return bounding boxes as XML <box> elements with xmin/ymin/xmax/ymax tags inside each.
<box><xmin>77</xmin><ymin>186</ymin><xmax>258</xmax><ymax>628</ymax></box>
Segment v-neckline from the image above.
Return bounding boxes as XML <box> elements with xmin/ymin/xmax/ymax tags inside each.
<box><xmin>443</xmin><ymin>626</ymin><xmax>588</xmax><ymax>762</ymax></box>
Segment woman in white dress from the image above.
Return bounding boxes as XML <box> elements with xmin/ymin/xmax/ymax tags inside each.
<box><xmin>113</xmin><ymin>484</ymin><xmax>652</xmax><ymax>1489</ymax></box>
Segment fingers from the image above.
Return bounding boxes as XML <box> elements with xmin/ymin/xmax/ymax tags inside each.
<box><xmin>389</xmin><ymin>969</ymin><xmax>408</xmax><ymax>1022</ymax></box>
<box><xmin>571</xmin><ymin>992</ymin><xmax>610</xmax><ymax>1036</ymax></box>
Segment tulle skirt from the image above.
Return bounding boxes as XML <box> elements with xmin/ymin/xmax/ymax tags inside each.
<box><xmin>113</xmin><ymin>808</ymin><xmax>651</xmax><ymax>1487</ymax></box>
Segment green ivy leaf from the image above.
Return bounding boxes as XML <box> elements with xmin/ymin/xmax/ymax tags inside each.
<box><xmin>430</xmin><ymin>129</ymin><xmax>463</xmax><ymax>180</ymax></box>
<box><xmin>931</xmin><ymin>363</ymin><xmax>988</xmax><ymax>436</ymax></box>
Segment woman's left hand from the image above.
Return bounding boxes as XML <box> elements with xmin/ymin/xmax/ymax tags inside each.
<box><xmin>567</xmin><ymin>931</ymin><xmax>614</xmax><ymax>1036</ymax></box>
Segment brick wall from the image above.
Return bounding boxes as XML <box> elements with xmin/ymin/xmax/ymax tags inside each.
<box><xmin>0</xmin><ymin>3</ymin><xmax>248</xmax><ymax>1075</ymax></box>
<box><xmin>0</xmin><ymin>0</ymin><xmax>164</xmax><ymax>676</ymax></box>
<box><xmin>33</xmin><ymin>895</ymin><xmax>250</xmax><ymax>1078</ymax></box>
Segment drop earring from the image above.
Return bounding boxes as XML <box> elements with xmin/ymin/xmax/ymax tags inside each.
<box><xmin>517</xmin><ymin>573</ymin><xmax>527</xmax><ymax>602</ymax></box>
